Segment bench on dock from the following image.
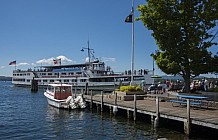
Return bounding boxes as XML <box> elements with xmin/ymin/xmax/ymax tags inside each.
<box><xmin>169</xmin><ymin>99</ymin><xmax>202</xmax><ymax>107</ymax></box>
<box><xmin>169</xmin><ymin>94</ymin><xmax>209</xmax><ymax>108</ymax></box>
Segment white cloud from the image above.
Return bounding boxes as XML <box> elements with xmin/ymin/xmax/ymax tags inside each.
<box><xmin>36</xmin><ymin>55</ymin><xmax>74</xmax><ymax>65</ymax></box>
<box><xmin>57</xmin><ymin>55</ymin><xmax>74</xmax><ymax>64</ymax></box>
<box><xmin>36</xmin><ymin>57</ymin><xmax>54</xmax><ymax>65</ymax></box>
<box><xmin>101</xmin><ymin>57</ymin><xmax>116</xmax><ymax>62</ymax></box>
<box><xmin>31</xmin><ymin>63</ymin><xmax>36</xmax><ymax>66</ymax></box>
<box><xmin>0</xmin><ymin>66</ymin><xmax>5</xmax><ymax>69</ymax></box>
<box><xmin>17</xmin><ymin>63</ymin><xmax>30</xmax><ymax>66</ymax></box>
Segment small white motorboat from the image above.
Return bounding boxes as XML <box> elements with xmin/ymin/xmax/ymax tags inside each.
<box><xmin>44</xmin><ymin>83</ymin><xmax>86</xmax><ymax>109</ymax></box>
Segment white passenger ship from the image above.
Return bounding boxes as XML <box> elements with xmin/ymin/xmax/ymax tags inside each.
<box><xmin>12</xmin><ymin>58</ymin><xmax>153</xmax><ymax>91</ymax></box>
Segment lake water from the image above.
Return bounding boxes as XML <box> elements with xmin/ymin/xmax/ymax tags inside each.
<box><xmin>0</xmin><ymin>81</ymin><xmax>214</xmax><ymax>140</ymax></box>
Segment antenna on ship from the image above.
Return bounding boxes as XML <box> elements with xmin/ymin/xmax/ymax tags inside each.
<box><xmin>81</xmin><ymin>40</ymin><xmax>95</xmax><ymax>63</ymax></box>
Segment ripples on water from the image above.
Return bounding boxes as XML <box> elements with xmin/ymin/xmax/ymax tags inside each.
<box><xmin>0</xmin><ymin>81</ymin><xmax>195</xmax><ymax>140</ymax></box>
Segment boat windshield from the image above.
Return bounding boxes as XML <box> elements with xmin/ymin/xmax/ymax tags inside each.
<box><xmin>55</xmin><ymin>86</ymin><xmax>71</xmax><ymax>93</ymax></box>
<box><xmin>47</xmin><ymin>85</ymin><xmax>55</xmax><ymax>93</ymax></box>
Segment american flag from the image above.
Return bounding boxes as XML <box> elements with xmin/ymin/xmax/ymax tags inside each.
<box><xmin>9</xmin><ymin>60</ymin><xmax>16</xmax><ymax>65</ymax></box>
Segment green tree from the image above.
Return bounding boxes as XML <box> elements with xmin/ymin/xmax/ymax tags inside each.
<box><xmin>137</xmin><ymin>0</ymin><xmax>218</xmax><ymax>92</ymax></box>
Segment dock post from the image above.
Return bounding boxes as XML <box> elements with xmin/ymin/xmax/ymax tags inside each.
<box><xmin>31</xmin><ymin>78</ymin><xmax>38</xmax><ymax>92</ymax></box>
<box><xmin>85</xmin><ymin>82</ymin><xmax>88</xmax><ymax>95</ymax></box>
<box><xmin>154</xmin><ymin>96</ymin><xmax>160</xmax><ymax>128</ymax></box>
<box><xmin>113</xmin><ymin>92</ymin><xmax>118</xmax><ymax>115</ymax></box>
<box><xmin>101</xmin><ymin>91</ymin><xmax>103</xmax><ymax>112</ymax></box>
<box><xmin>90</xmin><ymin>90</ymin><xmax>93</xmax><ymax>109</ymax></box>
<box><xmin>96</xmin><ymin>104</ymin><xmax>100</xmax><ymax>112</ymax></box>
<box><xmin>115</xmin><ymin>92</ymin><xmax>117</xmax><ymax>105</ymax></box>
<box><xmin>133</xmin><ymin>94</ymin><xmax>137</xmax><ymax>121</ymax></box>
<box><xmin>109</xmin><ymin>106</ymin><xmax>113</xmax><ymax>114</ymax></box>
<box><xmin>127</xmin><ymin>109</ymin><xmax>132</xmax><ymax>119</ymax></box>
<box><xmin>87</xmin><ymin>87</ymin><xmax>89</xmax><ymax>95</ymax></box>
<box><xmin>151</xmin><ymin>115</ymin><xmax>155</xmax><ymax>124</ymax></box>
<box><xmin>184</xmin><ymin>99</ymin><xmax>191</xmax><ymax>136</ymax></box>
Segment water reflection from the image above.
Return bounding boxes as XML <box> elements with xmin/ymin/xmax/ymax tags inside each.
<box><xmin>45</xmin><ymin>105</ymin><xmax>87</xmax><ymax>139</ymax></box>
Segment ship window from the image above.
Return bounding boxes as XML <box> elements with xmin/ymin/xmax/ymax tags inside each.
<box><xmin>76</xmin><ymin>72</ymin><xmax>82</xmax><ymax>75</ymax></box>
<box><xmin>62</xmin><ymin>73</ymin><xmax>66</xmax><ymax>75</ymax></box>
<box><xmin>27</xmin><ymin>80</ymin><xmax>30</xmax><ymax>82</ymax></box>
<box><xmin>48</xmin><ymin>73</ymin><xmax>52</xmax><ymax>75</ymax></box>
<box><xmin>50</xmin><ymin>80</ymin><xmax>54</xmax><ymax>82</ymax></box>
<box><xmin>13</xmin><ymin>78</ymin><xmax>25</xmax><ymax>82</ymax></box>
<box><xmin>134</xmin><ymin>76</ymin><xmax>144</xmax><ymax>80</ymax></box>
<box><xmin>64</xmin><ymin>80</ymin><xmax>69</xmax><ymax>82</ymax></box>
<box><xmin>43</xmin><ymin>80</ymin><xmax>48</xmax><ymax>82</ymax></box>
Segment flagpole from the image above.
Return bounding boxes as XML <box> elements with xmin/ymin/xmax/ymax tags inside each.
<box><xmin>15</xmin><ymin>60</ymin><xmax>17</xmax><ymax>71</ymax></box>
<box><xmin>130</xmin><ymin>0</ymin><xmax>134</xmax><ymax>86</ymax></box>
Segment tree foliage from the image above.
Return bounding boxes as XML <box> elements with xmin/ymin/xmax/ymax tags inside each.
<box><xmin>137</xmin><ymin>0</ymin><xmax>218</xmax><ymax>92</ymax></box>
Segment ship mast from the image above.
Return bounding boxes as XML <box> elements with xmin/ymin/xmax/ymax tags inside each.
<box><xmin>81</xmin><ymin>40</ymin><xmax>94</xmax><ymax>63</ymax></box>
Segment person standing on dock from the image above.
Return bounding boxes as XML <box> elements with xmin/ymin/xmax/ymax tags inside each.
<box><xmin>204</xmin><ymin>78</ymin><xmax>209</xmax><ymax>91</ymax></box>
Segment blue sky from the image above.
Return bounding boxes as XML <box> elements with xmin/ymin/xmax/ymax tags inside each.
<box><xmin>0</xmin><ymin>0</ymin><xmax>217</xmax><ymax>77</ymax></box>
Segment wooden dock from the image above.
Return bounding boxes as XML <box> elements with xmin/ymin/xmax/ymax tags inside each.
<box><xmin>83</xmin><ymin>92</ymin><xmax>218</xmax><ymax>136</ymax></box>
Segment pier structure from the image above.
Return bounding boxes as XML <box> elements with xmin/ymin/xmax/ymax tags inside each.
<box><xmin>83</xmin><ymin>91</ymin><xmax>218</xmax><ymax>136</ymax></box>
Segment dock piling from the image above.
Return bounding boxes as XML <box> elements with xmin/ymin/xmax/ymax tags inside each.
<box><xmin>90</xmin><ymin>90</ymin><xmax>93</xmax><ymax>109</ymax></box>
<box><xmin>151</xmin><ymin>115</ymin><xmax>155</xmax><ymax>124</ymax></box>
<box><xmin>96</xmin><ymin>104</ymin><xmax>100</xmax><ymax>112</ymax></box>
<box><xmin>113</xmin><ymin>105</ymin><xmax>118</xmax><ymax>115</ymax></box>
<box><xmin>115</xmin><ymin>92</ymin><xmax>117</xmax><ymax>106</ymax></box>
<box><xmin>133</xmin><ymin>94</ymin><xmax>137</xmax><ymax>121</ymax></box>
<box><xmin>101</xmin><ymin>91</ymin><xmax>103</xmax><ymax>112</ymax></box>
<box><xmin>184</xmin><ymin>99</ymin><xmax>191</xmax><ymax>136</ymax></box>
<box><xmin>154</xmin><ymin>96</ymin><xmax>160</xmax><ymax>128</ymax></box>
<box><xmin>85</xmin><ymin>82</ymin><xmax>88</xmax><ymax>94</ymax></box>
<box><xmin>31</xmin><ymin>78</ymin><xmax>38</xmax><ymax>92</ymax></box>
<box><xmin>113</xmin><ymin>92</ymin><xmax>118</xmax><ymax>115</ymax></box>
<box><xmin>109</xmin><ymin>106</ymin><xmax>113</xmax><ymax>114</ymax></box>
<box><xmin>127</xmin><ymin>109</ymin><xmax>133</xmax><ymax>119</ymax></box>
